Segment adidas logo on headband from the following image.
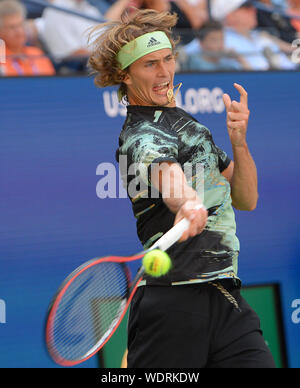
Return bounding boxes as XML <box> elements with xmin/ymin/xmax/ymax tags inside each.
<box><xmin>117</xmin><ymin>32</ymin><xmax>172</xmax><ymax>69</ymax></box>
<box><xmin>147</xmin><ymin>37</ymin><xmax>161</xmax><ymax>48</ymax></box>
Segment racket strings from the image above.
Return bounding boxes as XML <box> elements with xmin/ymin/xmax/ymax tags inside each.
<box><xmin>50</xmin><ymin>261</ymin><xmax>129</xmax><ymax>362</ymax></box>
<box><xmin>54</xmin><ymin>266</ymin><xmax>125</xmax><ymax>357</ymax></box>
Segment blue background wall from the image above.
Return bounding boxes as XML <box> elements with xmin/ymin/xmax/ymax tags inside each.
<box><xmin>0</xmin><ymin>72</ymin><xmax>299</xmax><ymax>367</ymax></box>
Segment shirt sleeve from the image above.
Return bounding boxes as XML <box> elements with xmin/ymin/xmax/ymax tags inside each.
<box><xmin>118</xmin><ymin>122</ymin><xmax>178</xmax><ymax>185</ymax></box>
<box><xmin>214</xmin><ymin>144</ymin><xmax>231</xmax><ymax>173</ymax></box>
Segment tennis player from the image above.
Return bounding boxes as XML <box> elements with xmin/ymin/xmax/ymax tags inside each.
<box><xmin>88</xmin><ymin>9</ymin><xmax>276</xmax><ymax>368</ymax></box>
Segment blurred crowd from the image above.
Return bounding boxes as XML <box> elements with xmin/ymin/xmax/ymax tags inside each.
<box><xmin>0</xmin><ymin>0</ymin><xmax>299</xmax><ymax>76</ymax></box>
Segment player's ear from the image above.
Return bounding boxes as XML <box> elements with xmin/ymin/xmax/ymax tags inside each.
<box><xmin>122</xmin><ymin>71</ymin><xmax>132</xmax><ymax>86</ymax></box>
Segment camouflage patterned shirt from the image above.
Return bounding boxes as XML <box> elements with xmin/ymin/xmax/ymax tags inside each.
<box><xmin>117</xmin><ymin>105</ymin><xmax>240</xmax><ymax>286</ymax></box>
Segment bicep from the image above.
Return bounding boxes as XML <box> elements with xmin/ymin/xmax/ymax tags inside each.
<box><xmin>221</xmin><ymin>160</ymin><xmax>234</xmax><ymax>184</ymax></box>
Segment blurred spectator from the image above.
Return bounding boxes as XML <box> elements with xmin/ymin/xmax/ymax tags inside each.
<box><xmin>288</xmin><ymin>0</ymin><xmax>300</xmax><ymax>33</ymax></box>
<box><xmin>0</xmin><ymin>0</ymin><xmax>55</xmax><ymax>76</ymax></box>
<box><xmin>139</xmin><ymin>0</ymin><xmax>208</xmax><ymax>44</ymax></box>
<box><xmin>272</xmin><ymin>0</ymin><xmax>288</xmax><ymax>8</ymax></box>
<box><xmin>87</xmin><ymin>0</ymin><xmax>112</xmax><ymax>14</ymax></box>
<box><xmin>28</xmin><ymin>0</ymin><xmax>129</xmax><ymax>64</ymax></box>
<box><xmin>183</xmin><ymin>0</ymin><xmax>296</xmax><ymax>70</ymax></box>
<box><xmin>257</xmin><ymin>0</ymin><xmax>298</xmax><ymax>43</ymax></box>
<box><xmin>21</xmin><ymin>0</ymin><xmax>46</xmax><ymax>19</ymax></box>
<box><xmin>209</xmin><ymin>0</ymin><xmax>246</xmax><ymax>20</ymax></box>
<box><xmin>183</xmin><ymin>20</ymin><xmax>251</xmax><ymax>71</ymax></box>
<box><xmin>224</xmin><ymin>1</ymin><xmax>296</xmax><ymax>69</ymax></box>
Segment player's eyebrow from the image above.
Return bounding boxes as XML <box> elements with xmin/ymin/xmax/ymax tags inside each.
<box><xmin>144</xmin><ymin>59</ymin><xmax>158</xmax><ymax>65</ymax></box>
<box><xmin>144</xmin><ymin>54</ymin><xmax>173</xmax><ymax>65</ymax></box>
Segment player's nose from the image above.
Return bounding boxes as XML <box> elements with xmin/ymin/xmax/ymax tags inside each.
<box><xmin>157</xmin><ymin>62</ymin><xmax>169</xmax><ymax>77</ymax></box>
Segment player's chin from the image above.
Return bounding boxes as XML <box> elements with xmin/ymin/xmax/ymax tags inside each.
<box><xmin>151</xmin><ymin>93</ymin><xmax>169</xmax><ymax>107</ymax></box>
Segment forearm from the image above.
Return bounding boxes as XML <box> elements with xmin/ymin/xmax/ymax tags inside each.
<box><xmin>231</xmin><ymin>144</ymin><xmax>258</xmax><ymax>211</ymax></box>
<box><xmin>151</xmin><ymin>162</ymin><xmax>207</xmax><ymax>241</ymax></box>
<box><xmin>222</xmin><ymin>83</ymin><xmax>257</xmax><ymax>210</ymax></box>
<box><xmin>151</xmin><ymin>162</ymin><xmax>199</xmax><ymax>213</ymax></box>
<box><xmin>163</xmin><ymin>182</ymin><xmax>197</xmax><ymax>214</ymax></box>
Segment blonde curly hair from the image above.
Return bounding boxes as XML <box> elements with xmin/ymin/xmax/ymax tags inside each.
<box><xmin>88</xmin><ymin>9</ymin><xmax>178</xmax><ymax>95</ymax></box>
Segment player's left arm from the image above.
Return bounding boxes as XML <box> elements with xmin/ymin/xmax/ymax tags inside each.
<box><xmin>221</xmin><ymin>83</ymin><xmax>258</xmax><ymax>211</ymax></box>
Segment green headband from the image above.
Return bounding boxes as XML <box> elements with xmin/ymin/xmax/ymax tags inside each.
<box><xmin>117</xmin><ymin>31</ymin><xmax>172</xmax><ymax>70</ymax></box>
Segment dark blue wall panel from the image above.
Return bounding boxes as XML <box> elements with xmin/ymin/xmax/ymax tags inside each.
<box><xmin>0</xmin><ymin>72</ymin><xmax>299</xmax><ymax>367</ymax></box>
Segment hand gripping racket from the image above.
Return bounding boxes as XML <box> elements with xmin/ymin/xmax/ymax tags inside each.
<box><xmin>45</xmin><ymin>212</ymin><xmax>201</xmax><ymax>366</ymax></box>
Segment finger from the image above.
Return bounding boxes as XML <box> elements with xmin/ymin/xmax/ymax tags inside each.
<box><xmin>231</xmin><ymin>100</ymin><xmax>242</xmax><ymax>112</ymax></box>
<box><xmin>190</xmin><ymin>209</ymin><xmax>207</xmax><ymax>236</ymax></box>
<box><xmin>189</xmin><ymin>220</ymin><xmax>199</xmax><ymax>238</ymax></box>
<box><xmin>234</xmin><ymin>83</ymin><xmax>248</xmax><ymax>107</ymax></box>
<box><xmin>231</xmin><ymin>100</ymin><xmax>249</xmax><ymax>114</ymax></box>
<box><xmin>179</xmin><ymin>230</ymin><xmax>189</xmax><ymax>242</ymax></box>
<box><xmin>178</xmin><ymin>210</ymin><xmax>206</xmax><ymax>241</ymax></box>
<box><xmin>222</xmin><ymin>93</ymin><xmax>231</xmax><ymax>112</ymax></box>
<box><xmin>228</xmin><ymin>111</ymin><xmax>249</xmax><ymax>121</ymax></box>
<box><xmin>184</xmin><ymin>220</ymin><xmax>205</xmax><ymax>240</ymax></box>
<box><xmin>227</xmin><ymin>120</ymin><xmax>247</xmax><ymax>130</ymax></box>
<box><xmin>176</xmin><ymin>203</ymin><xmax>207</xmax><ymax>241</ymax></box>
<box><xmin>175</xmin><ymin>212</ymin><xmax>193</xmax><ymax>242</ymax></box>
<box><xmin>180</xmin><ymin>203</ymin><xmax>203</xmax><ymax>221</ymax></box>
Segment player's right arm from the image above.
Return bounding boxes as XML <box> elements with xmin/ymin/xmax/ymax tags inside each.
<box><xmin>151</xmin><ymin>162</ymin><xmax>207</xmax><ymax>242</ymax></box>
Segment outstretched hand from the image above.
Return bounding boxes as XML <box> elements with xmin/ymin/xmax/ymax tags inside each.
<box><xmin>223</xmin><ymin>83</ymin><xmax>250</xmax><ymax>148</ymax></box>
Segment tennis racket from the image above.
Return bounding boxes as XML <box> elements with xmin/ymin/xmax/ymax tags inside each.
<box><xmin>45</xmin><ymin>214</ymin><xmax>197</xmax><ymax>366</ymax></box>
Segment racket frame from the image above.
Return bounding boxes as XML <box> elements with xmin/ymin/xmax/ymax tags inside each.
<box><xmin>46</xmin><ymin>214</ymin><xmax>199</xmax><ymax>366</ymax></box>
<box><xmin>46</xmin><ymin>254</ymin><xmax>144</xmax><ymax>366</ymax></box>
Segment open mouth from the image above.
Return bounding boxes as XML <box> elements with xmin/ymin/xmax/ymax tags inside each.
<box><xmin>153</xmin><ymin>81</ymin><xmax>170</xmax><ymax>95</ymax></box>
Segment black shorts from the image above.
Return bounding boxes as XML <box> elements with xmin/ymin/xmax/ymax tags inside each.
<box><xmin>127</xmin><ymin>282</ymin><xmax>276</xmax><ymax>368</ymax></box>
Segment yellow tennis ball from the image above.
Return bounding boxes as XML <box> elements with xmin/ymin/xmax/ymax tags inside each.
<box><xmin>143</xmin><ymin>249</ymin><xmax>172</xmax><ymax>277</ymax></box>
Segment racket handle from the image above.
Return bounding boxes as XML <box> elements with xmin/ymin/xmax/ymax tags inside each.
<box><xmin>151</xmin><ymin>204</ymin><xmax>205</xmax><ymax>252</ymax></box>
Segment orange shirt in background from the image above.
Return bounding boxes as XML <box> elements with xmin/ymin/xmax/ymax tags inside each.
<box><xmin>288</xmin><ymin>8</ymin><xmax>300</xmax><ymax>33</ymax></box>
<box><xmin>2</xmin><ymin>46</ymin><xmax>55</xmax><ymax>76</ymax></box>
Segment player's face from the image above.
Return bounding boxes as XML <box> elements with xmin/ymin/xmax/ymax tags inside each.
<box><xmin>123</xmin><ymin>48</ymin><xmax>176</xmax><ymax>107</ymax></box>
